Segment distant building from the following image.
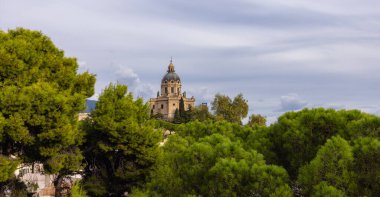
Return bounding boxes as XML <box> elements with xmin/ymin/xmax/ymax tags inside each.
<box><xmin>149</xmin><ymin>60</ymin><xmax>195</xmax><ymax>119</ymax></box>
<box><xmin>14</xmin><ymin>163</ymin><xmax>55</xmax><ymax>197</ymax></box>
<box><xmin>78</xmin><ymin>112</ymin><xmax>89</xmax><ymax>121</ymax></box>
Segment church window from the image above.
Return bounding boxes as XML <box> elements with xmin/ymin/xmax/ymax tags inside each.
<box><xmin>165</xmin><ymin>87</ymin><xmax>168</xmax><ymax>94</ymax></box>
<box><xmin>173</xmin><ymin>103</ymin><xmax>175</xmax><ymax>106</ymax></box>
<box><xmin>153</xmin><ymin>105</ymin><xmax>155</xmax><ymax>109</ymax></box>
<box><xmin>161</xmin><ymin>104</ymin><xmax>164</xmax><ymax>109</ymax></box>
<box><xmin>171</xmin><ymin>87</ymin><xmax>174</xmax><ymax>93</ymax></box>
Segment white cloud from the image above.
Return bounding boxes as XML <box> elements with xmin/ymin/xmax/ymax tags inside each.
<box><xmin>115</xmin><ymin>66</ymin><xmax>141</xmax><ymax>87</ymax></box>
<box><xmin>114</xmin><ymin>66</ymin><xmax>154</xmax><ymax>100</ymax></box>
<box><xmin>278</xmin><ymin>93</ymin><xmax>308</xmax><ymax>112</ymax></box>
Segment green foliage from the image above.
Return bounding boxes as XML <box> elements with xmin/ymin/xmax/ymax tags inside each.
<box><xmin>175</xmin><ymin>120</ymin><xmax>254</xmax><ymax>143</ymax></box>
<box><xmin>0</xmin><ymin>178</ymin><xmax>28</xmax><ymax>197</ymax></box>
<box><xmin>130</xmin><ymin>188</ymin><xmax>150</xmax><ymax>197</ymax></box>
<box><xmin>173</xmin><ymin>108</ymin><xmax>181</xmax><ymax>123</ymax></box>
<box><xmin>179</xmin><ymin>97</ymin><xmax>185</xmax><ymax>118</ymax></box>
<box><xmin>352</xmin><ymin>137</ymin><xmax>380</xmax><ymax>196</ymax></box>
<box><xmin>298</xmin><ymin>136</ymin><xmax>356</xmax><ymax>195</ymax></box>
<box><xmin>71</xmin><ymin>181</ymin><xmax>88</xmax><ymax>197</ymax></box>
<box><xmin>245</xmin><ymin>126</ymin><xmax>277</xmax><ymax>164</ymax></box>
<box><xmin>172</xmin><ymin>97</ymin><xmax>193</xmax><ymax>123</ymax></box>
<box><xmin>247</xmin><ymin>114</ymin><xmax>266</xmax><ymax>127</ymax></box>
<box><xmin>311</xmin><ymin>182</ymin><xmax>344</xmax><ymax>197</ymax></box>
<box><xmin>82</xmin><ymin>83</ymin><xmax>162</xmax><ymax>196</ymax></box>
<box><xmin>191</xmin><ymin>104</ymin><xmax>213</xmax><ymax>122</ymax></box>
<box><xmin>211</xmin><ymin>93</ymin><xmax>248</xmax><ymax>124</ymax></box>
<box><xmin>145</xmin><ymin>119</ymin><xmax>179</xmax><ymax>131</ymax></box>
<box><xmin>0</xmin><ymin>156</ymin><xmax>19</xmax><ymax>182</ymax></box>
<box><xmin>248</xmin><ymin>164</ymin><xmax>293</xmax><ymax>197</ymax></box>
<box><xmin>146</xmin><ymin>121</ymin><xmax>292</xmax><ymax>197</ymax></box>
<box><xmin>0</xmin><ymin>28</ymin><xmax>95</xmax><ymax>180</ymax></box>
<box><xmin>268</xmin><ymin>108</ymin><xmax>380</xmax><ymax>177</ymax></box>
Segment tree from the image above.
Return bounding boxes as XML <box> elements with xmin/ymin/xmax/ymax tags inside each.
<box><xmin>352</xmin><ymin>137</ymin><xmax>380</xmax><ymax>196</ymax></box>
<box><xmin>0</xmin><ymin>28</ymin><xmax>95</xmax><ymax>193</ymax></box>
<box><xmin>211</xmin><ymin>93</ymin><xmax>248</xmax><ymax>124</ymax></box>
<box><xmin>82</xmin><ymin>83</ymin><xmax>161</xmax><ymax>196</ymax></box>
<box><xmin>267</xmin><ymin>108</ymin><xmax>380</xmax><ymax>178</ymax></box>
<box><xmin>179</xmin><ymin>97</ymin><xmax>185</xmax><ymax>118</ymax></box>
<box><xmin>172</xmin><ymin>97</ymin><xmax>193</xmax><ymax>124</ymax></box>
<box><xmin>232</xmin><ymin>94</ymin><xmax>249</xmax><ymax>122</ymax></box>
<box><xmin>311</xmin><ymin>182</ymin><xmax>344</xmax><ymax>197</ymax></box>
<box><xmin>145</xmin><ymin>122</ymin><xmax>292</xmax><ymax>197</ymax></box>
<box><xmin>247</xmin><ymin>164</ymin><xmax>292</xmax><ymax>197</ymax></box>
<box><xmin>0</xmin><ymin>155</ymin><xmax>19</xmax><ymax>182</ymax></box>
<box><xmin>297</xmin><ymin>136</ymin><xmax>357</xmax><ymax>195</ymax></box>
<box><xmin>247</xmin><ymin>114</ymin><xmax>266</xmax><ymax>127</ymax></box>
<box><xmin>191</xmin><ymin>104</ymin><xmax>213</xmax><ymax>122</ymax></box>
<box><xmin>173</xmin><ymin>108</ymin><xmax>182</xmax><ymax>123</ymax></box>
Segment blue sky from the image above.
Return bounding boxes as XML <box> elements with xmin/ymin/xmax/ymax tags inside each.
<box><xmin>1</xmin><ymin>0</ymin><xmax>380</xmax><ymax>123</ymax></box>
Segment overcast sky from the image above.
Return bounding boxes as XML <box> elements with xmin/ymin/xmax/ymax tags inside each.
<box><xmin>1</xmin><ymin>0</ymin><xmax>380</xmax><ymax>123</ymax></box>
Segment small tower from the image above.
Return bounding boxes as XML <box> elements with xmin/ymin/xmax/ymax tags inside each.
<box><xmin>160</xmin><ymin>59</ymin><xmax>182</xmax><ymax>97</ymax></box>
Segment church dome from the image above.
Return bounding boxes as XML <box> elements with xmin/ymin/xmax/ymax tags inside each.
<box><xmin>162</xmin><ymin>72</ymin><xmax>181</xmax><ymax>82</ymax></box>
<box><xmin>162</xmin><ymin>60</ymin><xmax>181</xmax><ymax>82</ymax></box>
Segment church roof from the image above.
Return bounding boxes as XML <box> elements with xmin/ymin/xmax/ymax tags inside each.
<box><xmin>162</xmin><ymin>60</ymin><xmax>181</xmax><ymax>82</ymax></box>
<box><xmin>162</xmin><ymin>72</ymin><xmax>181</xmax><ymax>82</ymax></box>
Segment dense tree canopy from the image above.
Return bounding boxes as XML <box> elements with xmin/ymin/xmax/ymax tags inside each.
<box><xmin>141</xmin><ymin>121</ymin><xmax>292</xmax><ymax>197</ymax></box>
<box><xmin>81</xmin><ymin>83</ymin><xmax>162</xmax><ymax>196</ymax></box>
<box><xmin>264</xmin><ymin>108</ymin><xmax>380</xmax><ymax>177</ymax></box>
<box><xmin>298</xmin><ymin>136</ymin><xmax>356</xmax><ymax>195</ymax></box>
<box><xmin>352</xmin><ymin>137</ymin><xmax>380</xmax><ymax>196</ymax></box>
<box><xmin>0</xmin><ymin>28</ymin><xmax>95</xmax><ymax>189</ymax></box>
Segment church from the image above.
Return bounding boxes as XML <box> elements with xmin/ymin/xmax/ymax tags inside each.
<box><xmin>149</xmin><ymin>60</ymin><xmax>195</xmax><ymax>119</ymax></box>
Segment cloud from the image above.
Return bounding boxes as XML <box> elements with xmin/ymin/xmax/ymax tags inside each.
<box><xmin>278</xmin><ymin>93</ymin><xmax>308</xmax><ymax>112</ymax></box>
<box><xmin>115</xmin><ymin>66</ymin><xmax>141</xmax><ymax>87</ymax></box>
<box><xmin>2</xmin><ymin>0</ymin><xmax>380</xmax><ymax>120</ymax></box>
<box><xmin>187</xmin><ymin>87</ymin><xmax>215</xmax><ymax>105</ymax></box>
<box><xmin>114</xmin><ymin>66</ymin><xmax>154</xmax><ymax>100</ymax></box>
<box><xmin>77</xmin><ymin>60</ymin><xmax>89</xmax><ymax>73</ymax></box>
<box><xmin>134</xmin><ymin>84</ymin><xmax>155</xmax><ymax>100</ymax></box>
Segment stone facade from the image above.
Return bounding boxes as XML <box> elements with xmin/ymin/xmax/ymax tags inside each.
<box><xmin>149</xmin><ymin>60</ymin><xmax>195</xmax><ymax>119</ymax></box>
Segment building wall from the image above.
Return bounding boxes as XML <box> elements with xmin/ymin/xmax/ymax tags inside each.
<box><xmin>150</xmin><ymin>96</ymin><xmax>195</xmax><ymax>119</ymax></box>
<box><xmin>161</xmin><ymin>80</ymin><xmax>182</xmax><ymax>97</ymax></box>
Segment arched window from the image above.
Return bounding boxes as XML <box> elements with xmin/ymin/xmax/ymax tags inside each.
<box><xmin>165</xmin><ymin>87</ymin><xmax>168</xmax><ymax>94</ymax></box>
<box><xmin>161</xmin><ymin>104</ymin><xmax>164</xmax><ymax>109</ymax></box>
<box><xmin>171</xmin><ymin>87</ymin><xmax>174</xmax><ymax>93</ymax></box>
